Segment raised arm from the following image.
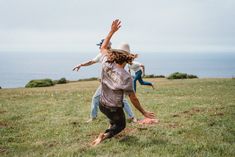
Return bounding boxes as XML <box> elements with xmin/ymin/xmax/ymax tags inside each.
<box><xmin>128</xmin><ymin>92</ymin><xmax>155</xmax><ymax>119</ymax></box>
<box><xmin>100</xmin><ymin>19</ymin><xmax>121</xmax><ymax>55</ymax></box>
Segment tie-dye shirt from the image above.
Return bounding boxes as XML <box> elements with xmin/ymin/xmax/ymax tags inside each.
<box><xmin>99</xmin><ymin>54</ymin><xmax>134</xmax><ymax>108</ymax></box>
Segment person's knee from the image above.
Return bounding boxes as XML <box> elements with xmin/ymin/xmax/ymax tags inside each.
<box><xmin>133</xmin><ymin>76</ymin><xmax>138</xmax><ymax>81</ymax></box>
<box><xmin>138</xmin><ymin>80</ymin><xmax>144</xmax><ymax>85</ymax></box>
<box><xmin>119</xmin><ymin>118</ymin><xmax>126</xmax><ymax>131</ymax></box>
<box><xmin>121</xmin><ymin>121</ymin><xmax>126</xmax><ymax>130</ymax></box>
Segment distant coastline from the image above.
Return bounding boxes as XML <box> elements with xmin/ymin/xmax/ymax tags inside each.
<box><xmin>1</xmin><ymin>52</ymin><xmax>235</xmax><ymax>88</ymax></box>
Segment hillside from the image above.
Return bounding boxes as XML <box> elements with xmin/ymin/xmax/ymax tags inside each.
<box><xmin>0</xmin><ymin>78</ymin><xmax>234</xmax><ymax>157</ymax></box>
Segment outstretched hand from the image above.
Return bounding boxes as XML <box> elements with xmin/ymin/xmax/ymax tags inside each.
<box><xmin>73</xmin><ymin>65</ymin><xmax>81</xmax><ymax>71</ymax></box>
<box><xmin>111</xmin><ymin>19</ymin><xmax>121</xmax><ymax>33</ymax></box>
<box><xmin>143</xmin><ymin>111</ymin><xmax>155</xmax><ymax>119</ymax></box>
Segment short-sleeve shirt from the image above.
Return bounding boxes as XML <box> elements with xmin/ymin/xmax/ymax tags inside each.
<box><xmin>128</xmin><ymin>61</ymin><xmax>142</xmax><ymax>73</ymax></box>
<box><xmin>100</xmin><ymin>54</ymin><xmax>134</xmax><ymax>108</ymax></box>
<box><xmin>92</xmin><ymin>53</ymin><xmax>103</xmax><ymax>63</ymax></box>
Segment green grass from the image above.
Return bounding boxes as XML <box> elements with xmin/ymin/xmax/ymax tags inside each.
<box><xmin>0</xmin><ymin>78</ymin><xmax>235</xmax><ymax>157</ymax></box>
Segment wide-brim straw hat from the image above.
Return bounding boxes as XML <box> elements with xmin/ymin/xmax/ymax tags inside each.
<box><xmin>110</xmin><ymin>43</ymin><xmax>139</xmax><ymax>59</ymax></box>
<box><xmin>110</xmin><ymin>43</ymin><xmax>131</xmax><ymax>55</ymax></box>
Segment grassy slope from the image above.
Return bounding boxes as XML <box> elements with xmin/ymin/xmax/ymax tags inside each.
<box><xmin>0</xmin><ymin>78</ymin><xmax>235</xmax><ymax>157</ymax></box>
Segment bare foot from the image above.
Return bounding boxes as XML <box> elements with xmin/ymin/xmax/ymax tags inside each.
<box><xmin>86</xmin><ymin>118</ymin><xmax>96</xmax><ymax>123</ymax></box>
<box><xmin>151</xmin><ymin>84</ymin><xmax>155</xmax><ymax>90</ymax></box>
<box><xmin>90</xmin><ymin>133</ymin><xmax>106</xmax><ymax>147</ymax></box>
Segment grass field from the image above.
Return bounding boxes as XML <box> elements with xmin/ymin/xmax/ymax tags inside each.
<box><xmin>0</xmin><ymin>78</ymin><xmax>235</xmax><ymax>157</ymax></box>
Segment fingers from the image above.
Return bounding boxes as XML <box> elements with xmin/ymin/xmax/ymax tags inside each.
<box><xmin>148</xmin><ymin>115</ymin><xmax>155</xmax><ymax>119</ymax></box>
<box><xmin>113</xmin><ymin>19</ymin><xmax>120</xmax><ymax>25</ymax></box>
<box><xmin>111</xmin><ymin>19</ymin><xmax>122</xmax><ymax>32</ymax></box>
<box><xmin>117</xmin><ymin>21</ymin><xmax>121</xmax><ymax>29</ymax></box>
<box><xmin>72</xmin><ymin>67</ymin><xmax>79</xmax><ymax>71</ymax></box>
<box><xmin>145</xmin><ymin>112</ymin><xmax>155</xmax><ymax>119</ymax></box>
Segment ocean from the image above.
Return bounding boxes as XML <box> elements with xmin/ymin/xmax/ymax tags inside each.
<box><xmin>0</xmin><ymin>52</ymin><xmax>235</xmax><ymax>88</ymax></box>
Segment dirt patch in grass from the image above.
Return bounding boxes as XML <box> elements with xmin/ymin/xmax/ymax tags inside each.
<box><xmin>171</xmin><ymin>106</ymin><xmax>226</xmax><ymax>127</ymax></box>
<box><xmin>0</xmin><ymin>121</ymin><xmax>8</xmax><ymax>128</ymax></box>
<box><xmin>168</xmin><ymin>122</ymin><xmax>182</xmax><ymax>128</ymax></box>
<box><xmin>208</xmin><ymin>107</ymin><xmax>225</xmax><ymax>116</ymax></box>
<box><xmin>172</xmin><ymin>107</ymin><xmax>225</xmax><ymax>118</ymax></box>
<box><xmin>210</xmin><ymin>112</ymin><xmax>224</xmax><ymax>116</ymax></box>
<box><xmin>171</xmin><ymin>107</ymin><xmax>205</xmax><ymax>118</ymax></box>
<box><xmin>172</xmin><ymin>114</ymin><xmax>180</xmax><ymax>117</ymax></box>
<box><xmin>0</xmin><ymin>110</ymin><xmax>7</xmax><ymax>114</ymax></box>
<box><xmin>0</xmin><ymin>146</ymin><xmax>8</xmax><ymax>154</ymax></box>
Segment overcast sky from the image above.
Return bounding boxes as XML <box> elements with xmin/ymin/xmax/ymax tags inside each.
<box><xmin>0</xmin><ymin>0</ymin><xmax>235</xmax><ymax>53</ymax></box>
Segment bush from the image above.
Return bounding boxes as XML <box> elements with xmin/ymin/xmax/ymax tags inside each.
<box><xmin>144</xmin><ymin>74</ymin><xmax>165</xmax><ymax>78</ymax></box>
<box><xmin>144</xmin><ymin>74</ymin><xmax>155</xmax><ymax>78</ymax></box>
<box><xmin>78</xmin><ymin>77</ymin><xmax>98</xmax><ymax>82</ymax></box>
<box><xmin>25</xmin><ymin>79</ymin><xmax>54</xmax><ymax>88</ymax></box>
<box><xmin>167</xmin><ymin>72</ymin><xmax>198</xmax><ymax>79</ymax></box>
<box><xmin>57</xmin><ymin>77</ymin><xmax>67</xmax><ymax>84</ymax></box>
<box><xmin>187</xmin><ymin>74</ymin><xmax>198</xmax><ymax>79</ymax></box>
<box><xmin>168</xmin><ymin>72</ymin><xmax>187</xmax><ymax>79</ymax></box>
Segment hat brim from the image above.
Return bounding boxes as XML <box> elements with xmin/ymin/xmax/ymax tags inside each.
<box><xmin>109</xmin><ymin>49</ymin><xmax>131</xmax><ymax>55</ymax></box>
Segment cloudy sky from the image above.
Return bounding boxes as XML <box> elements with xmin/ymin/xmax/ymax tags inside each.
<box><xmin>0</xmin><ymin>0</ymin><xmax>234</xmax><ymax>53</ymax></box>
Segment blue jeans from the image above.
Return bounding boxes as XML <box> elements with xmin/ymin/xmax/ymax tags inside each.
<box><xmin>90</xmin><ymin>85</ymin><xmax>135</xmax><ymax>119</ymax></box>
<box><xmin>133</xmin><ymin>70</ymin><xmax>152</xmax><ymax>92</ymax></box>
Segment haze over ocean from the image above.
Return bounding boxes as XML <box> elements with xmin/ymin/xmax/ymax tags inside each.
<box><xmin>1</xmin><ymin>1</ymin><xmax>235</xmax><ymax>88</ymax></box>
<box><xmin>1</xmin><ymin>52</ymin><xmax>235</xmax><ymax>88</ymax></box>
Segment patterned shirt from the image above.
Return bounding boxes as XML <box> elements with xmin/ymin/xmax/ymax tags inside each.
<box><xmin>100</xmin><ymin>54</ymin><xmax>134</xmax><ymax>108</ymax></box>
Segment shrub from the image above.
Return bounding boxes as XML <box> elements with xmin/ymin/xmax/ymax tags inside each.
<box><xmin>144</xmin><ymin>74</ymin><xmax>165</xmax><ymax>78</ymax></box>
<box><xmin>187</xmin><ymin>74</ymin><xmax>198</xmax><ymax>79</ymax></box>
<box><xmin>144</xmin><ymin>74</ymin><xmax>155</xmax><ymax>78</ymax></box>
<box><xmin>167</xmin><ymin>72</ymin><xmax>198</xmax><ymax>79</ymax></box>
<box><xmin>57</xmin><ymin>77</ymin><xmax>67</xmax><ymax>84</ymax></box>
<box><xmin>156</xmin><ymin>75</ymin><xmax>165</xmax><ymax>78</ymax></box>
<box><xmin>25</xmin><ymin>79</ymin><xmax>54</xmax><ymax>88</ymax></box>
<box><xmin>78</xmin><ymin>77</ymin><xmax>98</xmax><ymax>81</ymax></box>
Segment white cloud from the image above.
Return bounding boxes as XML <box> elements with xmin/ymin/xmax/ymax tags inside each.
<box><xmin>0</xmin><ymin>0</ymin><xmax>234</xmax><ymax>53</ymax></box>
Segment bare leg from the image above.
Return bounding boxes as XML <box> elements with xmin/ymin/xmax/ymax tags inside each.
<box><xmin>151</xmin><ymin>84</ymin><xmax>155</xmax><ymax>90</ymax></box>
<box><xmin>90</xmin><ymin>133</ymin><xmax>109</xmax><ymax>146</ymax></box>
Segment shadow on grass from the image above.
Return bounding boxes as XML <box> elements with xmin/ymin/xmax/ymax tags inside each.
<box><xmin>118</xmin><ymin>135</ymin><xmax>168</xmax><ymax>146</ymax></box>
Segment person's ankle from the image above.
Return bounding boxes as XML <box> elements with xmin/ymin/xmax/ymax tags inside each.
<box><xmin>86</xmin><ymin>117</ymin><xmax>96</xmax><ymax>123</ymax></box>
<box><xmin>127</xmin><ymin>117</ymin><xmax>137</xmax><ymax>123</ymax></box>
<box><xmin>151</xmin><ymin>84</ymin><xmax>155</xmax><ymax>89</ymax></box>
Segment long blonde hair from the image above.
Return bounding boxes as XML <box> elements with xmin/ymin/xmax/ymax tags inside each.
<box><xmin>106</xmin><ymin>49</ymin><xmax>137</xmax><ymax>64</ymax></box>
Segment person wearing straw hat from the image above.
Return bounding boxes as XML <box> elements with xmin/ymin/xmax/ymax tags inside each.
<box><xmin>91</xmin><ymin>19</ymin><xmax>155</xmax><ymax>146</ymax></box>
<box><xmin>115</xmin><ymin>42</ymin><xmax>154</xmax><ymax>92</ymax></box>
<box><xmin>73</xmin><ymin>40</ymin><xmax>137</xmax><ymax>123</ymax></box>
